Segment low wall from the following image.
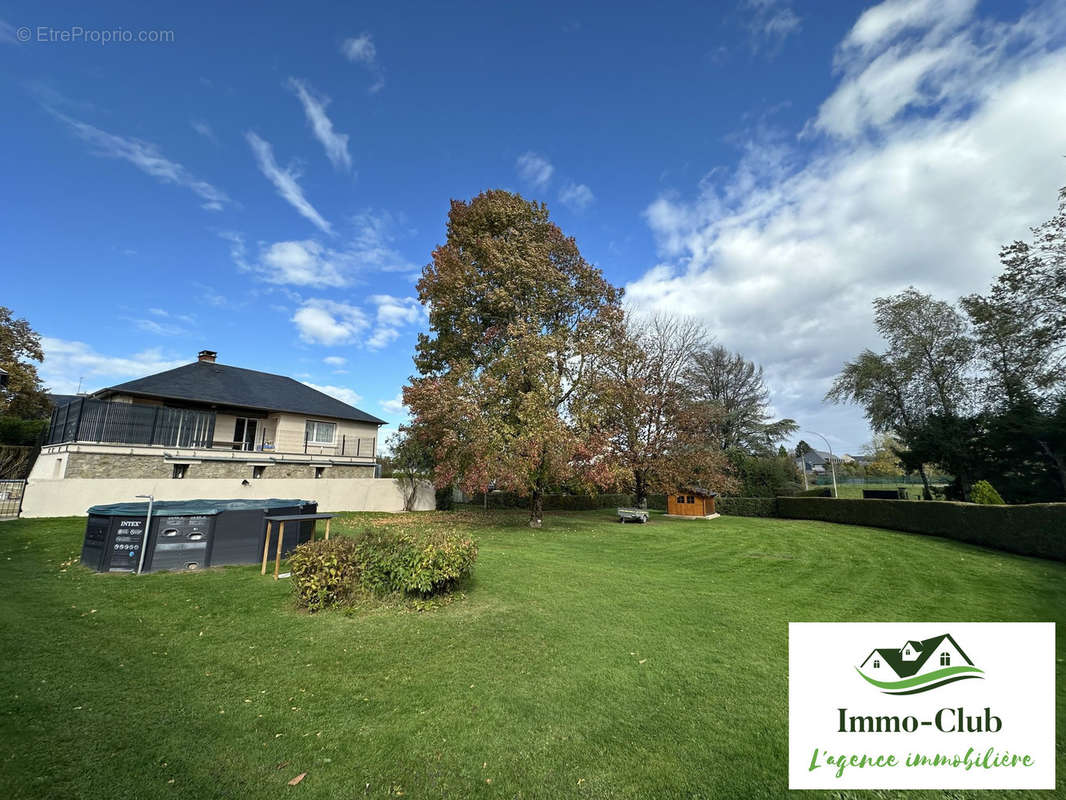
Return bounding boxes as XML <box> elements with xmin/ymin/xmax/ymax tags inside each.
<box><xmin>19</xmin><ymin>477</ymin><xmax>435</xmax><ymax>518</ymax></box>
<box><xmin>777</xmin><ymin>497</ymin><xmax>1065</xmax><ymax>561</ymax></box>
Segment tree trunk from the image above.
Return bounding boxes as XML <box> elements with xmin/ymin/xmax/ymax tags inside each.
<box><xmin>529</xmin><ymin>488</ymin><xmax>543</xmax><ymax>528</ymax></box>
<box><xmin>633</xmin><ymin>469</ymin><xmax>647</xmax><ymax>508</ymax></box>
<box><xmin>917</xmin><ymin>465</ymin><xmax>933</xmax><ymax>500</ymax></box>
<box><xmin>1036</xmin><ymin>440</ymin><xmax>1066</xmax><ymax>500</ymax></box>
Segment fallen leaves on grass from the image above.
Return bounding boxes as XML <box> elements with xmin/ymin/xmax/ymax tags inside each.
<box><xmin>287</xmin><ymin>772</ymin><xmax>306</xmax><ymax>785</ymax></box>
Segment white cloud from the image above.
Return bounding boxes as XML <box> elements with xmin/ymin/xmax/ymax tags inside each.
<box><xmin>814</xmin><ymin>0</ymin><xmax>1060</xmax><ymax>139</ymax></box>
<box><xmin>222</xmin><ymin>209</ymin><xmax>415</xmax><ymax>288</ymax></box>
<box><xmin>842</xmin><ymin>0</ymin><xmax>975</xmax><ymax>54</ymax></box>
<box><xmin>190</xmin><ymin>119</ymin><xmax>218</xmax><ymax>144</ymax></box>
<box><xmin>741</xmin><ymin>0</ymin><xmax>801</xmax><ymax>52</ymax></box>
<box><xmin>50</xmin><ymin>111</ymin><xmax>229</xmax><ymax>210</ymax></box>
<box><xmin>380</xmin><ymin>392</ymin><xmax>406</xmax><ymax>415</ymax></box>
<box><xmin>631</xmin><ymin>2</ymin><xmax>1066</xmax><ymax>453</ymax></box>
<box><xmin>302</xmin><ymin>382</ymin><xmax>363</xmax><ymax>408</ymax></box>
<box><xmin>516</xmin><ymin>152</ymin><xmax>554</xmax><ymax>188</ymax></box>
<box><xmin>0</xmin><ymin>20</ymin><xmax>17</xmax><ymax>44</ymax></box>
<box><xmin>367</xmin><ymin>294</ymin><xmax>423</xmax><ymax>350</ymax></box>
<box><xmin>38</xmin><ymin>338</ymin><xmax>187</xmax><ymax>394</ymax></box>
<box><xmin>286</xmin><ymin>77</ymin><xmax>351</xmax><ymax>172</ymax></box>
<box><xmin>323</xmin><ymin>356</ymin><xmax>347</xmax><ymax>366</ymax></box>
<box><xmin>245</xmin><ymin>131</ymin><xmax>333</xmax><ymax>234</ymax></box>
<box><xmin>129</xmin><ymin>318</ymin><xmax>187</xmax><ymax>337</ymax></box>
<box><xmin>348</xmin><ymin>210</ymin><xmax>418</xmax><ymax>273</ymax></box>
<box><xmin>258</xmin><ymin>240</ymin><xmax>347</xmax><ymax>287</ymax></box>
<box><xmin>292</xmin><ymin>299</ymin><xmax>369</xmax><ymax>346</ymax></box>
<box><xmin>559</xmin><ymin>182</ymin><xmax>595</xmax><ymax>211</ymax></box>
<box><xmin>340</xmin><ymin>33</ymin><xmax>385</xmax><ymax>93</ymax></box>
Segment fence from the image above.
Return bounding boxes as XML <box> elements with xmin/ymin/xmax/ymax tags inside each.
<box><xmin>0</xmin><ymin>479</ymin><xmax>25</xmax><ymax>518</ymax></box>
<box><xmin>809</xmin><ymin>475</ymin><xmax>952</xmax><ymax>486</ymax></box>
<box><xmin>46</xmin><ymin>398</ymin><xmax>216</xmax><ymax>448</ymax></box>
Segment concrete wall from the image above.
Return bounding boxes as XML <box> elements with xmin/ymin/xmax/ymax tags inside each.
<box><xmin>19</xmin><ymin>477</ymin><xmax>435</xmax><ymax>518</ymax></box>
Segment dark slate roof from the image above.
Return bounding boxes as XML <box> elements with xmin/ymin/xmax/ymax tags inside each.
<box><xmin>678</xmin><ymin>486</ymin><xmax>719</xmax><ymax>498</ymax></box>
<box><xmin>861</xmin><ymin>634</ymin><xmax>973</xmax><ymax>679</ymax></box>
<box><xmin>96</xmin><ymin>361</ymin><xmax>386</xmax><ymax>425</ymax></box>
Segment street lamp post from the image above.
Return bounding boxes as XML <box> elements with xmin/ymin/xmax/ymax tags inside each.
<box><xmin>805</xmin><ymin>431</ymin><xmax>838</xmax><ymax>498</ymax></box>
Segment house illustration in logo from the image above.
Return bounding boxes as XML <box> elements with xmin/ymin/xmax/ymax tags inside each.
<box><xmin>857</xmin><ymin>633</ymin><xmax>984</xmax><ymax>695</ymax></box>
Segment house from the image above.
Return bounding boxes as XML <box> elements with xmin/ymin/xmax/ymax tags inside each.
<box><xmin>22</xmin><ymin>351</ymin><xmax>433</xmax><ymax>517</ymax></box>
<box><xmin>858</xmin><ymin>634</ymin><xmax>975</xmax><ymax>681</ymax></box>
<box><xmin>796</xmin><ymin>451</ymin><xmax>827</xmax><ymax>473</ymax></box>
<box><xmin>665</xmin><ymin>486</ymin><xmax>718</xmax><ymax>518</ymax></box>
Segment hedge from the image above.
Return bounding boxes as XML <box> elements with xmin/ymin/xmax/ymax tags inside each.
<box><xmin>460</xmin><ymin>492</ymin><xmax>639</xmax><ymax>511</ymax></box>
<box><xmin>777</xmin><ymin>498</ymin><xmax>1065</xmax><ymax>561</ymax></box>
<box><xmin>717</xmin><ymin>497</ymin><xmax>780</xmax><ymax>517</ymax></box>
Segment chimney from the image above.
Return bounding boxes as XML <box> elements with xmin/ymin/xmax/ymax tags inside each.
<box><xmin>197</xmin><ymin>350</ymin><xmax>218</xmax><ymax>363</ymax></box>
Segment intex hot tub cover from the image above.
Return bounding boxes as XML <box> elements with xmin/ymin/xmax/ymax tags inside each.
<box><xmin>87</xmin><ymin>498</ymin><xmax>310</xmax><ymax>516</ymax></box>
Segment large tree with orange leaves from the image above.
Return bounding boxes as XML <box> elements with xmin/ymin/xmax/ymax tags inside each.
<box><xmin>403</xmin><ymin>191</ymin><xmax>624</xmax><ymax>526</ymax></box>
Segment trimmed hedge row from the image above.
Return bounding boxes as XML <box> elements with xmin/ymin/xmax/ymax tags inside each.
<box><xmin>461</xmin><ymin>492</ymin><xmax>640</xmax><ymax>511</ymax></box>
<box><xmin>777</xmin><ymin>498</ymin><xmax>1065</xmax><ymax>561</ymax></box>
<box><xmin>716</xmin><ymin>497</ymin><xmax>780</xmax><ymax>517</ymax></box>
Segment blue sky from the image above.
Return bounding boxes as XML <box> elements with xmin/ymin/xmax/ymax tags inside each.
<box><xmin>2</xmin><ymin>0</ymin><xmax>1065</xmax><ymax>454</ymax></box>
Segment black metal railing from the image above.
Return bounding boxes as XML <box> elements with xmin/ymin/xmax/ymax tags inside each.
<box><xmin>304</xmin><ymin>432</ymin><xmax>376</xmax><ymax>458</ymax></box>
<box><xmin>46</xmin><ymin>398</ymin><xmax>216</xmax><ymax>448</ymax></box>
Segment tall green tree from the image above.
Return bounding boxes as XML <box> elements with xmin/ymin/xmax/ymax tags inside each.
<box><xmin>0</xmin><ymin>307</ymin><xmax>50</xmax><ymax>420</ymax></box>
<box><xmin>828</xmin><ymin>289</ymin><xmax>976</xmax><ymax>498</ymax></box>
<box><xmin>687</xmin><ymin>345</ymin><xmax>798</xmax><ymax>453</ymax></box>
<box><xmin>404</xmin><ymin>191</ymin><xmax>624</xmax><ymax>526</ymax></box>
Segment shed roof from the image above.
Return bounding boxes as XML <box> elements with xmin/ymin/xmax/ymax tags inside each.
<box><xmin>96</xmin><ymin>360</ymin><xmax>386</xmax><ymax>425</ymax></box>
<box><xmin>676</xmin><ymin>486</ymin><xmax>718</xmax><ymax>498</ymax></box>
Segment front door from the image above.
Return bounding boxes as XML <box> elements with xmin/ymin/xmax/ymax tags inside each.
<box><xmin>233</xmin><ymin>418</ymin><xmax>258</xmax><ymax>450</ymax></box>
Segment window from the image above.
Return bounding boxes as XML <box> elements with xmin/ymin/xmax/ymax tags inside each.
<box><xmin>687</xmin><ymin>495</ymin><xmax>695</xmax><ymax>503</ymax></box>
<box><xmin>940</xmin><ymin>652</ymin><xmax>950</xmax><ymax>666</ymax></box>
<box><xmin>873</xmin><ymin>659</ymin><xmax>880</xmax><ymax>668</ymax></box>
<box><xmin>315</xmin><ymin>466</ymin><xmax>326</xmax><ymax>479</ymax></box>
<box><xmin>252</xmin><ymin>465</ymin><xmax>266</xmax><ymax>479</ymax></box>
<box><xmin>172</xmin><ymin>464</ymin><xmax>187</xmax><ymax>479</ymax></box>
<box><xmin>305</xmin><ymin>420</ymin><xmax>336</xmax><ymax>445</ymax></box>
<box><xmin>233</xmin><ymin>418</ymin><xmax>258</xmax><ymax>451</ymax></box>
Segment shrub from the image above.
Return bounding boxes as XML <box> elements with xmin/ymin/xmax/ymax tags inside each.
<box><xmin>290</xmin><ymin>528</ymin><xmax>480</xmax><ymax>610</ymax></box>
<box><xmin>353</xmin><ymin>527</ymin><xmax>478</xmax><ymax>596</ymax></box>
<box><xmin>289</xmin><ymin>537</ymin><xmax>361</xmax><ymax>613</ymax></box>
<box><xmin>717</xmin><ymin>497</ymin><xmax>780</xmax><ymax>517</ymax></box>
<box><xmin>971</xmin><ymin>480</ymin><xmax>1005</xmax><ymax>505</ymax></box>
<box><xmin>796</xmin><ymin>487</ymin><xmax>833</xmax><ymax>497</ymax></box>
<box><xmin>777</xmin><ymin>498</ymin><xmax>1065</xmax><ymax>561</ymax></box>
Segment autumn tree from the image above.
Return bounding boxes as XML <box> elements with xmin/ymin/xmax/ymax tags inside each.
<box><xmin>403</xmin><ymin>191</ymin><xmax>623</xmax><ymax>526</ymax></box>
<box><xmin>598</xmin><ymin>312</ymin><xmax>735</xmax><ymax>507</ymax></box>
<box><xmin>0</xmin><ymin>307</ymin><xmax>50</xmax><ymax>420</ymax></box>
<box><xmin>687</xmin><ymin>345</ymin><xmax>798</xmax><ymax>453</ymax></box>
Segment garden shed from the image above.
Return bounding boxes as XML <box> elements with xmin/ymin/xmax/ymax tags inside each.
<box><xmin>666</xmin><ymin>487</ymin><xmax>718</xmax><ymax>518</ymax></box>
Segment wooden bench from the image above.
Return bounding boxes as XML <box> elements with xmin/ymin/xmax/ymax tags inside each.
<box><xmin>261</xmin><ymin>513</ymin><xmax>335</xmax><ymax>579</ymax></box>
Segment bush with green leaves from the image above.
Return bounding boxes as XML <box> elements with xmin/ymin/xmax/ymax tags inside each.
<box><xmin>970</xmin><ymin>480</ymin><xmax>1005</xmax><ymax>505</ymax></box>
<box><xmin>290</xmin><ymin>527</ymin><xmax>479</xmax><ymax>611</ymax></box>
<box><xmin>288</xmin><ymin>537</ymin><xmax>361</xmax><ymax>613</ymax></box>
<box><xmin>353</xmin><ymin>527</ymin><xmax>478</xmax><ymax>596</ymax></box>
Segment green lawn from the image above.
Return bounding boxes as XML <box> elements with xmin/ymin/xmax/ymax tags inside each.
<box><xmin>1</xmin><ymin>511</ymin><xmax>1062</xmax><ymax>799</ymax></box>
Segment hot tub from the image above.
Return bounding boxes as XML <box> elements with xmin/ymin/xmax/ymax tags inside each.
<box><xmin>81</xmin><ymin>498</ymin><xmax>317</xmax><ymax>573</ymax></box>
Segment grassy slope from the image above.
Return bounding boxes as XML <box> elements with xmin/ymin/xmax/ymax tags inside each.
<box><xmin>0</xmin><ymin>511</ymin><xmax>1062</xmax><ymax>800</ymax></box>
